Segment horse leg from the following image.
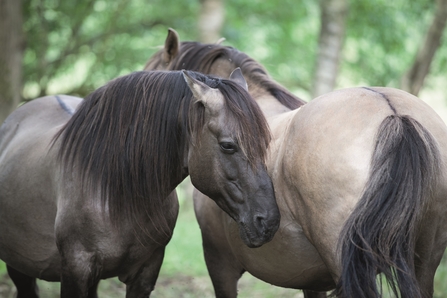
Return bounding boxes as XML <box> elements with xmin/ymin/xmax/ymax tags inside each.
<box><xmin>193</xmin><ymin>188</ymin><xmax>244</xmax><ymax>297</ymax></box>
<box><xmin>414</xmin><ymin>263</ymin><xmax>438</xmax><ymax>298</ymax></box>
<box><xmin>202</xmin><ymin>235</ymin><xmax>244</xmax><ymax>298</ymax></box>
<box><xmin>414</xmin><ymin>224</ymin><xmax>447</xmax><ymax>298</ymax></box>
<box><xmin>59</xmin><ymin>248</ymin><xmax>102</xmax><ymax>298</ymax></box>
<box><xmin>303</xmin><ymin>290</ymin><xmax>327</xmax><ymax>298</ymax></box>
<box><xmin>124</xmin><ymin>246</ymin><xmax>166</xmax><ymax>298</ymax></box>
<box><xmin>87</xmin><ymin>280</ymin><xmax>100</xmax><ymax>298</ymax></box>
<box><xmin>6</xmin><ymin>265</ymin><xmax>39</xmax><ymax>298</ymax></box>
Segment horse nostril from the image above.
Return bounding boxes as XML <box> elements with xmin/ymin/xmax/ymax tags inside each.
<box><xmin>255</xmin><ymin>214</ymin><xmax>266</xmax><ymax>229</ymax></box>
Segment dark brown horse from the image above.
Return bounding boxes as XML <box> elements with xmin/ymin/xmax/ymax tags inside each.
<box><xmin>0</xmin><ymin>70</ymin><xmax>280</xmax><ymax>297</ymax></box>
<box><xmin>145</xmin><ymin>29</ymin><xmax>447</xmax><ymax>298</ymax></box>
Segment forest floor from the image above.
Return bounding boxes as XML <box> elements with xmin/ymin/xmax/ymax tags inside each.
<box><xmin>0</xmin><ymin>272</ymin><xmax>306</xmax><ymax>298</ymax></box>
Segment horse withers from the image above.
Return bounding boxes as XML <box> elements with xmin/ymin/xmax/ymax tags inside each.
<box><xmin>145</xmin><ymin>29</ymin><xmax>447</xmax><ymax>298</ymax></box>
<box><xmin>0</xmin><ymin>70</ymin><xmax>280</xmax><ymax>297</ymax></box>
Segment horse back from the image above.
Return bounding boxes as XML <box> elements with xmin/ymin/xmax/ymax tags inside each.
<box><xmin>1</xmin><ymin>95</ymin><xmax>80</xmax><ymax>150</ymax></box>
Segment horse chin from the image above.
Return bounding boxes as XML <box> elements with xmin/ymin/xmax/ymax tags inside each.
<box><xmin>237</xmin><ymin>222</ymin><xmax>277</xmax><ymax>248</ymax></box>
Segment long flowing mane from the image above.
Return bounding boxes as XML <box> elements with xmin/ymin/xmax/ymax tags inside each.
<box><xmin>145</xmin><ymin>41</ymin><xmax>306</xmax><ymax>110</ymax></box>
<box><xmin>54</xmin><ymin>70</ymin><xmax>270</xmax><ymax>237</ymax></box>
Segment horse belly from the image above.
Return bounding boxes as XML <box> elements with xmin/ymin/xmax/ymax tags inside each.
<box><xmin>225</xmin><ymin>218</ymin><xmax>334</xmax><ymax>291</ymax></box>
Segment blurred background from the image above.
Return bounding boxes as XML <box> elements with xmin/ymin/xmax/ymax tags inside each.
<box><xmin>1</xmin><ymin>0</ymin><xmax>447</xmax><ymax>297</ymax></box>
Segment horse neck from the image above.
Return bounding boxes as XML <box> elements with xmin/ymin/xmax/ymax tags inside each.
<box><xmin>248</xmin><ymin>82</ymin><xmax>294</xmax><ymax>118</ymax></box>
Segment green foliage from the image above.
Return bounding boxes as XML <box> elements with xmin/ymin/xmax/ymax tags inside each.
<box><xmin>342</xmin><ymin>0</ymin><xmax>437</xmax><ymax>87</ymax></box>
<box><xmin>219</xmin><ymin>0</ymin><xmax>447</xmax><ymax>98</ymax></box>
<box><xmin>21</xmin><ymin>0</ymin><xmax>447</xmax><ymax>102</ymax></box>
<box><xmin>224</xmin><ymin>0</ymin><xmax>319</xmax><ymax>98</ymax></box>
<box><xmin>22</xmin><ymin>0</ymin><xmax>200</xmax><ymax>99</ymax></box>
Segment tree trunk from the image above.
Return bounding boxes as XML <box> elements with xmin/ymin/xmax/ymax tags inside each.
<box><xmin>311</xmin><ymin>0</ymin><xmax>349</xmax><ymax>98</ymax></box>
<box><xmin>198</xmin><ymin>0</ymin><xmax>225</xmax><ymax>43</ymax></box>
<box><xmin>0</xmin><ymin>0</ymin><xmax>24</xmax><ymax>123</ymax></box>
<box><xmin>400</xmin><ymin>0</ymin><xmax>447</xmax><ymax>96</ymax></box>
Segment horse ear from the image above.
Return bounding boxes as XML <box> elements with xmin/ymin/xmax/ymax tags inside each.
<box><xmin>183</xmin><ymin>70</ymin><xmax>224</xmax><ymax>112</ymax></box>
<box><xmin>163</xmin><ymin>28</ymin><xmax>180</xmax><ymax>64</ymax></box>
<box><xmin>229</xmin><ymin>68</ymin><xmax>248</xmax><ymax>91</ymax></box>
<box><xmin>182</xmin><ymin>70</ymin><xmax>212</xmax><ymax>101</ymax></box>
<box><xmin>215</xmin><ymin>37</ymin><xmax>226</xmax><ymax>45</ymax></box>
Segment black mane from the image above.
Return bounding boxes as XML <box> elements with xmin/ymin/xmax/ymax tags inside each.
<box><xmin>145</xmin><ymin>41</ymin><xmax>306</xmax><ymax>110</ymax></box>
<box><xmin>54</xmin><ymin>70</ymin><xmax>270</xmax><ymax>237</ymax></box>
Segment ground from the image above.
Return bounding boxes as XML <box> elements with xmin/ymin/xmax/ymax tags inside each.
<box><xmin>0</xmin><ymin>272</ymin><xmax>306</xmax><ymax>297</ymax></box>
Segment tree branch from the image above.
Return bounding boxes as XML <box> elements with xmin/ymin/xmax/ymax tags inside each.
<box><xmin>400</xmin><ymin>0</ymin><xmax>447</xmax><ymax>95</ymax></box>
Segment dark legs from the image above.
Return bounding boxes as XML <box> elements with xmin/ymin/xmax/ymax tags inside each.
<box><xmin>414</xmin><ymin>243</ymin><xmax>446</xmax><ymax>298</ymax></box>
<box><xmin>6</xmin><ymin>255</ymin><xmax>99</xmax><ymax>298</ymax></box>
<box><xmin>202</xmin><ymin>237</ymin><xmax>244</xmax><ymax>298</ymax></box>
<box><xmin>59</xmin><ymin>249</ymin><xmax>101</xmax><ymax>298</ymax></box>
<box><xmin>6</xmin><ymin>265</ymin><xmax>39</xmax><ymax>298</ymax></box>
<box><xmin>124</xmin><ymin>247</ymin><xmax>166</xmax><ymax>298</ymax></box>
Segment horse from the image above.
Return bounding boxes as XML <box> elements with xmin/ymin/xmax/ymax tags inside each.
<box><xmin>0</xmin><ymin>69</ymin><xmax>280</xmax><ymax>298</ymax></box>
<box><xmin>145</xmin><ymin>29</ymin><xmax>447</xmax><ymax>298</ymax></box>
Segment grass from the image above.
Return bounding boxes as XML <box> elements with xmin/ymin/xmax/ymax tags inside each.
<box><xmin>1</xmin><ymin>180</ymin><xmax>447</xmax><ymax>297</ymax></box>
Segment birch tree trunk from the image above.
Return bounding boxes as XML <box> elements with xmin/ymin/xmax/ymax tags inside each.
<box><xmin>0</xmin><ymin>0</ymin><xmax>23</xmax><ymax>123</ymax></box>
<box><xmin>198</xmin><ymin>0</ymin><xmax>225</xmax><ymax>43</ymax></box>
<box><xmin>400</xmin><ymin>0</ymin><xmax>447</xmax><ymax>96</ymax></box>
<box><xmin>311</xmin><ymin>0</ymin><xmax>349</xmax><ymax>98</ymax></box>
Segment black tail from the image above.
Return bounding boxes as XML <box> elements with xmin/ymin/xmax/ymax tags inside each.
<box><xmin>335</xmin><ymin>115</ymin><xmax>440</xmax><ymax>298</ymax></box>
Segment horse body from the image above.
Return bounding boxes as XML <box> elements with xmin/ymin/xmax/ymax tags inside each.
<box><xmin>0</xmin><ymin>70</ymin><xmax>279</xmax><ymax>297</ymax></box>
<box><xmin>196</xmin><ymin>86</ymin><xmax>447</xmax><ymax>297</ymax></box>
<box><xmin>146</xmin><ymin>29</ymin><xmax>447</xmax><ymax>297</ymax></box>
<box><xmin>284</xmin><ymin>86</ymin><xmax>447</xmax><ymax>270</ymax></box>
<box><xmin>0</xmin><ymin>95</ymin><xmax>179</xmax><ymax>295</ymax></box>
<box><xmin>0</xmin><ymin>96</ymin><xmax>80</xmax><ymax>281</ymax></box>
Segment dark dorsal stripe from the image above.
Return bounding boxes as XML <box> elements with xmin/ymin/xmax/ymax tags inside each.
<box><xmin>55</xmin><ymin>95</ymin><xmax>75</xmax><ymax>115</ymax></box>
<box><xmin>362</xmin><ymin>87</ymin><xmax>397</xmax><ymax>114</ymax></box>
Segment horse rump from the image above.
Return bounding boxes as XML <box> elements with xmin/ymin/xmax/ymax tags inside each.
<box><xmin>335</xmin><ymin>114</ymin><xmax>440</xmax><ymax>298</ymax></box>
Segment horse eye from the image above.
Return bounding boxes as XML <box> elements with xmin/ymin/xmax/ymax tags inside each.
<box><xmin>220</xmin><ymin>142</ymin><xmax>237</xmax><ymax>154</ymax></box>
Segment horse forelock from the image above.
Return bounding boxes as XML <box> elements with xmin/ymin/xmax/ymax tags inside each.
<box><xmin>218</xmin><ymin>80</ymin><xmax>272</xmax><ymax>166</ymax></box>
<box><xmin>56</xmin><ymin>71</ymin><xmax>193</xmax><ymax>240</ymax></box>
<box><xmin>189</xmin><ymin>74</ymin><xmax>272</xmax><ymax>166</ymax></box>
<box><xmin>146</xmin><ymin>41</ymin><xmax>305</xmax><ymax>109</ymax></box>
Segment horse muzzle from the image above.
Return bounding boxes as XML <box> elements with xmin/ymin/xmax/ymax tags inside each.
<box><xmin>237</xmin><ymin>207</ymin><xmax>281</xmax><ymax>248</ymax></box>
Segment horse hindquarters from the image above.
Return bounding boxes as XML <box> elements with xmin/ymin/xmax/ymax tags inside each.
<box><xmin>336</xmin><ymin>115</ymin><xmax>441</xmax><ymax>298</ymax></box>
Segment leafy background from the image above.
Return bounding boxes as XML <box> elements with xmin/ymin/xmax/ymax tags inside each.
<box><xmin>2</xmin><ymin>0</ymin><xmax>447</xmax><ymax>297</ymax></box>
<box><xmin>20</xmin><ymin>0</ymin><xmax>446</xmax><ymax>101</ymax></box>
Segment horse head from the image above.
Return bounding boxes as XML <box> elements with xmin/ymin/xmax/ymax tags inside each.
<box><xmin>183</xmin><ymin>69</ymin><xmax>280</xmax><ymax>248</ymax></box>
